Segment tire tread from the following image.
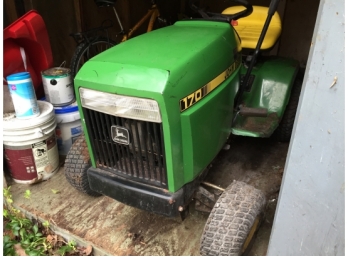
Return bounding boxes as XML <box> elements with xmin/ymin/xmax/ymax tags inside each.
<box><xmin>64</xmin><ymin>135</ymin><xmax>100</xmax><ymax>197</ymax></box>
<box><xmin>200</xmin><ymin>181</ymin><xmax>266</xmax><ymax>256</ymax></box>
<box><xmin>274</xmin><ymin>73</ymin><xmax>304</xmax><ymax>142</ymax></box>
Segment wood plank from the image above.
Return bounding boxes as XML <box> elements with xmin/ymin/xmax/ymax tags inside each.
<box><xmin>31</xmin><ymin>0</ymin><xmax>79</xmax><ymax>67</ymax></box>
<box><xmin>73</xmin><ymin>0</ymin><xmax>83</xmax><ymax>32</ymax></box>
<box><xmin>23</xmin><ymin>0</ymin><xmax>34</xmax><ymax>12</ymax></box>
<box><xmin>4</xmin><ymin>0</ymin><xmax>19</xmax><ymax>25</ymax></box>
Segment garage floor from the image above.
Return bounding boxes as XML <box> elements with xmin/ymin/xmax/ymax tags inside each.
<box><xmin>6</xmin><ymin>136</ymin><xmax>289</xmax><ymax>256</ymax></box>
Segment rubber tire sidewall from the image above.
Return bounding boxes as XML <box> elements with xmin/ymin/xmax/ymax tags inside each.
<box><xmin>70</xmin><ymin>38</ymin><xmax>116</xmax><ymax>78</ymax></box>
<box><xmin>64</xmin><ymin>134</ymin><xmax>101</xmax><ymax>197</ymax></box>
<box><xmin>200</xmin><ymin>181</ymin><xmax>266</xmax><ymax>256</ymax></box>
<box><xmin>273</xmin><ymin>72</ymin><xmax>304</xmax><ymax>142</ymax></box>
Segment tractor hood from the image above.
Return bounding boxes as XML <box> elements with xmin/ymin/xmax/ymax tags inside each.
<box><xmin>74</xmin><ymin>20</ymin><xmax>242</xmax><ymax>193</ymax></box>
<box><xmin>74</xmin><ymin>20</ymin><xmax>240</xmax><ymax>100</ymax></box>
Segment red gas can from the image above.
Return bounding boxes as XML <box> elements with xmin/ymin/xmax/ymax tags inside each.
<box><xmin>4</xmin><ymin>10</ymin><xmax>53</xmax><ymax>99</ymax></box>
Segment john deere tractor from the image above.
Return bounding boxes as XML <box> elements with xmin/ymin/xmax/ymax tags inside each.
<box><xmin>65</xmin><ymin>0</ymin><xmax>302</xmax><ymax>255</ymax></box>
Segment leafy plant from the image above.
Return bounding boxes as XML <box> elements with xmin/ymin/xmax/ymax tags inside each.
<box><xmin>24</xmin><ymin>189</ymin><xmax>32</xmax><ymax>199</ymax></box>
<box><xmin>3</xmin><ymin>187</ymin><xmax>90</xmax><ymax>256</ymax></box>
<box><xmin>3</xmin><ymin>235</ymin><xmax>16</xmax><ymax>256</ymax></box>
<box><xmin>58</xmin><ymin>240</ymin><xmax>77</xmax><ymax>256</ymax></box>
<box><xmin>4</xmin><ymin>186</ymin><xmax>13</xmax><ymax>204</ymax></box>
<box><xmin>3</xmin><ymin>188</ymin><xmax>46</xmax><ymax>256</ymax></box>
<box><xmin>42</xmin><ymin>220</ymin><xmax>50</xmax><ymax>229</ymax></box>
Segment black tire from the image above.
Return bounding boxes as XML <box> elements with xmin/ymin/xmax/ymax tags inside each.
<box><xmin>64</xmin><ymin>134</ymin><xmax>101</xmax><ymax>197</ymax></box>
<box><xmin>200</xmin><ymin>181</ymin><xmax>266</xmax><ymax>256</ymax></box>
<box><xmin>70</xmin><ymin>37</ymin><xmax>116</xmax><ymax>78</ymax></box>
<box><xmin>273</xmin><ymin>73</ymin><xmax>303</xmax><ymax>142</ymax></box>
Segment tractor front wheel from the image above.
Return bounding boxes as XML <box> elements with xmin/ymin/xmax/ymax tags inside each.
<box><xmin>64</xmin><ymin>134</ymin><xmax>101</xmax><ymax>197</ymax></box>
<box><xmin>200</xmin><ymin>181</ymin><xmax>266</xmax><ymax>256</ymax></box>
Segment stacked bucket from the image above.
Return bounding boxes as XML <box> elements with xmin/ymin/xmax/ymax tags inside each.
<box><xmin>41</xmin><ymin>67</ymin><xmax>82</xmax><ymax>156</ymax></box>
<box><xmin>3</xmin><ymin>68</ymin><xmax>81</xmax><ymax>184</ymax></box>
<box><xmin>4</xmin><ymin>71</ymin><xmax>59</xmax><ymax>184</ymax></box>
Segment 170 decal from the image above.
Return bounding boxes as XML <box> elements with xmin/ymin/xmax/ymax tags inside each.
<box><xmin>180</xmin><ymin>86</ymin><xmax>208</xmax><ymax>112</ymax></box>
<box><xmin>179</xmin><ymin>61</ymin><xmax>239</xmax><ymax>112</ymax></box>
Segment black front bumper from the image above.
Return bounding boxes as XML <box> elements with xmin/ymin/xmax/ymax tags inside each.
<box><xmin>88</xmin><ymin>167</ymin><xmax>187</xmax><ymax>217</ymax></box>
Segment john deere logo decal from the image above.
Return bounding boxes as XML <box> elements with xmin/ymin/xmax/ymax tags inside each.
<box><xmin>111</xmin><ymin>126</ymin><xmax>130</xmax><ymax>145</ymax></box>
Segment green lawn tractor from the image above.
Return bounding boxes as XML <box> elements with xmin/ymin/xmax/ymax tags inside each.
<box><xmin>65</xmin><ymin>0</ymin><xmax>302</xmax><ymax>255</ymax></box>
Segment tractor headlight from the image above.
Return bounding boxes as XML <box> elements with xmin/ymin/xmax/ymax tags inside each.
<box><xmin>80</xmin><ymin>88</ymin><xmax>162</xmax><ymax>123</ymax></box>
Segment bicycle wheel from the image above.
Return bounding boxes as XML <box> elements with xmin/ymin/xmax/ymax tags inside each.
<box><xmin>70</xmin><ymin>37</ymin><xmax>116</xmax><ymax>78</ymax></box>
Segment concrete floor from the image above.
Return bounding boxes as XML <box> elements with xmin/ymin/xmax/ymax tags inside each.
<box><xmin>6</xmin><ymin>136</ymin><xmax>289</xmax><ymax>256</ymax></box>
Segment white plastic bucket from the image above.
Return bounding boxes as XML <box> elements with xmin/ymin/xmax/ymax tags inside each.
<box><xmin>54</xmin><ymin>101</ymin><xmax>82</xmax><ymax>155</ymax></box>
<box><xmin>3</xmin><ymin>101</ymin><xmax>60</xmax><ymax>184</ymax></box>
<box><xmin>42</xmin><ymin>67</ymin><xmax>75</xmax><ymax>106</ymax></box>
<box><xmin>6</xmin><ymin>71</ymin><xmax>40</xmax><ymax>119</ymax></box>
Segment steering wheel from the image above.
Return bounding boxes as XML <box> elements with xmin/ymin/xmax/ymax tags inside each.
<box><xmin>94</xmin><ymin>0</ymin><xmax>116</xmax><ymax>7</ymax></box>
<box><xmin>189</xmin><ymin>0</ymin><xmax>253</xmax><ymax>22</ymax></box>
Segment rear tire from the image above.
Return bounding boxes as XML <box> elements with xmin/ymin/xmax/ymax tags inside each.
<box><xmin>64</xmin><ymin>134</ymin><xmax>101</xmax><ymax>197</ymax></box>
<box><xmin>70</xmin><ymin>37</ymin><xmax>116</xmax><ymax>78</ymax></box>
<box><xmin>200</xmin><ymin>181</ymin><xmax>266</xmax><ymax>256</ymax></box>
<box><xmin>273</xmin><ymin>72</ymin><xmax>303</xmax><ymax>142</ymax></box>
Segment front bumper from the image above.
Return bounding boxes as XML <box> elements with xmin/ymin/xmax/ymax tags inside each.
<box><xmin>88</xmin><ymin>167</ymin><xmax>187</xmax><ymax>217</ymax></box>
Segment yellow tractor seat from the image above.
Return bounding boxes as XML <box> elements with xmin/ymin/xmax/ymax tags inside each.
<box><xmin>222</xmin><ymin>6</ymin><xmax>282</xmax><ymax>50</ymax></box>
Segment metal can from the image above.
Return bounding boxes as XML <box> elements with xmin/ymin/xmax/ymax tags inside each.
<box><xmin>42</xmin><ymin>67</ymin><xmax>75</xmax><ymax>106</ymax></box>
<box><xmin>6</xmin><ymin>71</ymin><xmax>40</xmax><ymax>119</ymax></box>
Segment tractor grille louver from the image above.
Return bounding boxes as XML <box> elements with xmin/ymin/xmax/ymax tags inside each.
<box><xmin>83</xmin><ymin>108</ymin><xmax>167</xmax><ymax>188</ymax></box>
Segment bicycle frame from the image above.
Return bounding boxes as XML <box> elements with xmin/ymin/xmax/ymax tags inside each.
<box><xmin>121</xmin><ymin>4</ymin><xmax>159</xmax><ymax>42</ymax></box>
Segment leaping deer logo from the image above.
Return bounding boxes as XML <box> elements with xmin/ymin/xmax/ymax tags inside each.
<box><xmin>111</xmin><ymin>126</ymin><xmax>130</xmax><ymax>145</ymax></box>
<box><xmin>115</xmin><ymin>128</ymin><xmax>127</xmax><ymax>139</ymax></box>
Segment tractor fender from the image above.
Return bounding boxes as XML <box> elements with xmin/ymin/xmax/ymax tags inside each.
<box><xmin>241</xmin><ymin>56</ymin><xmax>299</xmax><ymax>119</ymax></box>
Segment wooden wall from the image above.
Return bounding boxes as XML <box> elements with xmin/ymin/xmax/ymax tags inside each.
<box><xmin>4</xmin><ymin>0</ymin><xmax>319</xmax><ymax>69</ymax></box>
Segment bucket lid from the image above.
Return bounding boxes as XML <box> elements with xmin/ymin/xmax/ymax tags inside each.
<box><xmin>7</xmin><ymin>71</ymin><xmax>30</xmax><ymax>81</ymax></box>
<box><xmin>42</xmin><ymin>67</ymin><xmax>70</xmax><ymax>78</ymax></box>
<box><xmin>54</xmin><ymin>101</ymin><xmax>79</xmax><ymax>114</ymax></box>
<box><xmin>3</xmin><ymin>100</ymin><xmax>55</xmax><ymax>131</ymax></box>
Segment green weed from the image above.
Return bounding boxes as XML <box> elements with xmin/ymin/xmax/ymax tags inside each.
<box><xmin>3</xmin><ymin>187</ymin><xmax>90</xmax><ymax>256</ymax></box>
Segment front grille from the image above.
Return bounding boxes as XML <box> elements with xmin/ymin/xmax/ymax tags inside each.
<box><xmin>83</xmin><ymin>108</ymin><xmax>167</xmax><ymax>188</ymax></box>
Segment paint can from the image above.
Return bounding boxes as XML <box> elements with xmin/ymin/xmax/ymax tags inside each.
<box><xmin>41</xmin><ymin>67</ymin><xmax>75</xmax><ymax>107</ymax></box>
<box><xmin>6</xmin><ymin>71</ymin><xmax>40</xmax><ymax>119</ymax></box>
<box><xmin>3</xmin><ymin>100</ymin><xmax>60</xmax><ymax>184</ymax></box>
<box><xmin>54</xmin><ymin>101</ymin><xmax>82</xmax><ymax>155</ymax></box>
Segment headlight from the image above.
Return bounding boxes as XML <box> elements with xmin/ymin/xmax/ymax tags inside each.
<box><xmin>80</xmin><ymin>88</ymin><xmax>162</xmax><ymax>123</ymax></box>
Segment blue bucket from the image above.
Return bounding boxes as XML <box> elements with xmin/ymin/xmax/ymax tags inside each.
<box><xmin>54</xmin><ymin>102</ymin><xmax>82</xmax><ymax>155</ymax></box>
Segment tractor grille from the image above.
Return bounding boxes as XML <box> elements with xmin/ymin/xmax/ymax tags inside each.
<box><xmin>83</xmin><ymin>108</ymin><xmax>167</xmax><ymax>188</ymax></box>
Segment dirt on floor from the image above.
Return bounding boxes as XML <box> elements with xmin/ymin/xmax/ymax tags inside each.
<box><xmin>206</xmin><ymin>135</ymin><xmax>286</xmax><ymax>194</ymax></box>
<box><xmin>6</xmin><ymin>135</ymin><xmax>289</xmax><ymax>256</ymax></box>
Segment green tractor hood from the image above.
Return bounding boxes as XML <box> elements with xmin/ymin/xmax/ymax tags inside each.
<box><xmin>75</xmin><ymin>20</ymin><xmax>240</xmax><ymax>100</ymax></box>
<box><xmin>74</xmin><ymin>20</ymin><xmax>241</xmax><ymax>192</ymax></box>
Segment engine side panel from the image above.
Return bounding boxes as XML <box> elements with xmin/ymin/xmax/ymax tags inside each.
<box><xmin>181</xmin><ymin>69</ymin><xmax>240</xmax><ymax>182</ymax></box>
